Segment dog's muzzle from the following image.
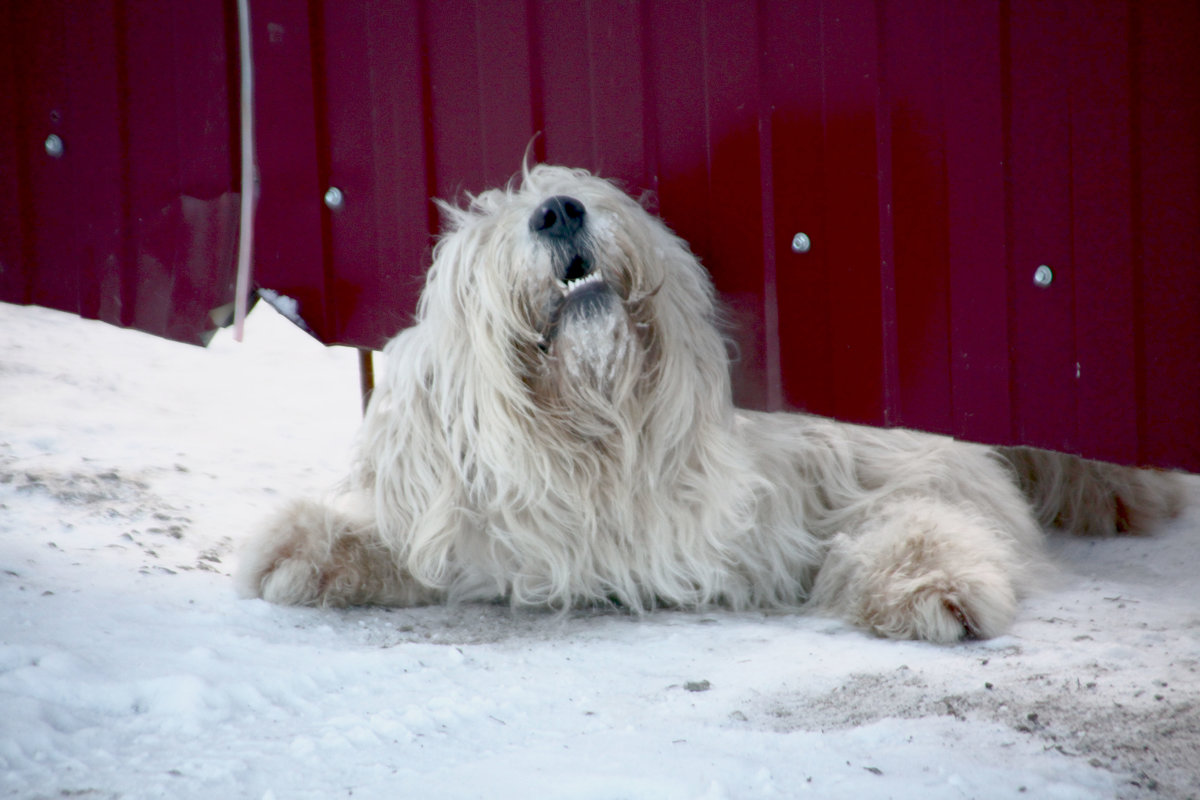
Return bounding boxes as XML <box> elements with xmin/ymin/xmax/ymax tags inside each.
<box><xmin>531</xmin><ymin>194</ymin><xmax>605</xmax><ymax>293</ymax></box>
<box><xmin>530</xmin><ymin>195</ymin><xmax>595</xmax><ymax>284</ymax></box>
<box><xmin>530</xmin><ymin>195</ymin><xmax>616</xmax><ymax>344</ymax></box>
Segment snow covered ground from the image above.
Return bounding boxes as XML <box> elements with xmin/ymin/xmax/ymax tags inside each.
<box><xmin>2</xmin><ymin>300</ymin><xmax>1198</xmax><ymax>800</ymax></box>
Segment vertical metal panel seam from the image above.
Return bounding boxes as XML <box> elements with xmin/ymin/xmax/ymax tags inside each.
<box><xmin>1065</xmin><ymin>0</ymin><xmax>1081</xmax><ymax>454</ymax></box>
<box><xmin>223</xmin><ymin>0</ymin><xmax>243</xmax><ymax>211</ymax></box>
<box><xmin>756</xmin><ymin>0</ymin><xmax>781</xmax><ymax>408</ymax></box>
<box><xmin>362</xmin><ymin>0</ymin><xmax>377</xmax><ymax>263</ymax></box>
<box><xmin>818</xmin><ymin>0</ymin><xmax>828</xmax><ymax>152</ymax></box>
<box><xmin>935</xmin><ymin>0</ymin><xmax>956</xmax><ymax>434</ymax></box>
<box><xmin>307</xmin><ymin>0</ymin><xmax>337</xmax><ymax>337</ymax></box>
<box><xmin>10</xmin><ymin>4</ymin><xmax>38</xmax><ymax>304</ymax></box>
<box><xmin>999</xmin><ymin>0</ymin><xmax>1019</xmax><ymax>445</ymax></box>
<box><xmin>584</xmin><ymin>0</ymin><xmax>599</xmax><ymax>169</ymax></box>
<box><xmin>1126</xmin><ymin>0</ymin><xmax>1148</xmax><ymax>464</ymax></box>
<box><xmin>874</xmin><ymin>0</ymin><xmax>900</xmax><ymax>426</ymax></box>
<box><xmin>816</xmin><ymin>0</ymin><xmax>832</xmax><ymax>413</ymax></box>
<box><xmin>114</xmin><ymin>0</ymin><xmax>137</xmax><ymax>327</ymax></box>
<box><xmin>167</xmin><ymin>3</ymin><xmax>187</xmax><ymax>325</ymax></box>
<box><xmin>471</xmin><ymin>2</ymin><xmax>491</xmax><ymax>179</ymax></box>
<box><xmin>415</xmin><ymin>1</ymin><xmax>439</xmax><ymax>235</ymax></box>
<box><xmin>28</xmin><ymin>0</ymin><xmax>68</xmax><ymax>310</ymax></box>
<box><xmin>638</xmin><ymin>0</ymin><xmax>660</xmax><ymax>193</ymax></box>
<box><xmin>525</xmin><ymin>0</ymin><xmax>547</xmax><ymax>164</ymax></box>
<box><xmin>700</xmin><ymin>0</ymin><xmax>713</xmax><ymax>216</ymax></box>
<box><xmin>755</xmin><ymin>0</ymin><xmax>781</xmax><ymax>410</ymax></box>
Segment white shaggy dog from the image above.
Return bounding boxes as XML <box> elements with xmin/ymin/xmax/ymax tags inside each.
<box><xmin>237</xmin><ymin>164</ymin><xmax>1182</xmax><ymax>642</ymax></box>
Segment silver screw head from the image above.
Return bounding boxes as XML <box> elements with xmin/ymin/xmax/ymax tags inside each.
<box><xmin>1033</xmin><ymin>264</ymin><xmax>1054</xmax><ymax>288</ymax></box>
<box><xmin>790</xmin><ymin>232</ymin><xmax>811</xmax><ymax>253</ymax></box>
<box><xmin>323</xmin><ymin>186</ymin><xmax>345</xmax><ymax>211</ymax></box>
<box><xmin>44</xmin><ymin>134</ymin><xmax>64</xmax><ymax>158</ymax></box>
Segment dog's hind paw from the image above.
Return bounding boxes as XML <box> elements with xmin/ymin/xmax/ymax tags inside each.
<box><xmin>1002</xmin><ymin>447</ymin><xmax>1186</xmax><ymax>536</ymax></box>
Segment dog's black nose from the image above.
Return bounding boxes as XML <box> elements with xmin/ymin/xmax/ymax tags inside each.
<box><xmin>530</xmin><ymin>196</ymin><xmax>586</xmax><ymax>239</ymax></box>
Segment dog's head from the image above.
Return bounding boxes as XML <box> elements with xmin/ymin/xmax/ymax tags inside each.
<box><xmin>419</xmin><ymin>165</ymin><xmax>728</xmax><ymax>419</ymax></box>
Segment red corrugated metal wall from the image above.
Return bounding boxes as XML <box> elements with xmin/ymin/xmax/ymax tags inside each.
<box><xmin>1</xmin><ymin>0</ymin><xmax>242</xmax><ymax>345</ymax></box>
<box><xmin>3</xmin><ymin>1</ymin><xmax>1199</xmax><ymax>471</ymax></box>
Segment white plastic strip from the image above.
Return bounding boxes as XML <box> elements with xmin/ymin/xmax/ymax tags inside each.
<box><xmin>232</xmin><ymin>0</ymin><xmax>256</xmax><ymax>341</ymax></box>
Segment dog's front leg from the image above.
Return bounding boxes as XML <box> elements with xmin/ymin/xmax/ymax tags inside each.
<box><xmin>808</xmin><ymin>497</ymin><xmax>1023</xmax><ymax>642</ymax></box>
<box><xmin>235</xmin><ymin>497</ymin><xmax>440</xmax><ymax>607</ymax></box>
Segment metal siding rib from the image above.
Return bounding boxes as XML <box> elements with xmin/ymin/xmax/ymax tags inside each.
<box><xmin>944</xmin><ymin>1</ymin><xmax>1013</xmax><ymax>448</ymax></box>
<box><xmin>249</xmin><ymin>0</ymin><xmax>327</xmax><ymax>340</ymax></box>
<box><xmin>820</xmin><ymin>0</ymin><xmax>887</xmax><ymax>426</ymax></box>
<box><xmin>1007</xmin><ymin>0</ymin><xmax>1078</xmax><ymax>453</ymax></box>
<box><xmin>1069</xmin><ymin>0</ymin><xmax>1139</xmax><ymax>465</ymax></box>
<box><xmin>1135</xmin><ymin>1</ymin><xmax>1200</xmax><ymax>469</ymax></box>
<box><xmin>770</xmin><ymin>1</ymin><xmax>834</xmax><ymax>418</ymax></box>
<box><xmin>887</xmin><ymin>0</ymin><xmax>953</xmax><ymax>436</ymax></box>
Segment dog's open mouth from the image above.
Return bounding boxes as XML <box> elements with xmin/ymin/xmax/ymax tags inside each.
<box><xmin>537</xmin><ymin>252</ymin><xmax>619</xmax><ymax>355</ymax></box>
<box><xmin>556</xmin><ymin>267</ymin><xmax>611</xmax><ymax>316</ymax></box>
<box><xmin>553</xmin><ymin>250</ymin><xmax>612</xmax><ymax>312</ymax></box>
<box><xmin>562</xmin><ymin>254</ymin><xmax>591</xmax><ymax>285</ymax></box>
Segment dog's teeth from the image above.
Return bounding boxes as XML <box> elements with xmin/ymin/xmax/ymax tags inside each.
<box><xmin>563</xmin><ymin>272</ymin><xmax>602</xmax><ymax>293</ymax></box>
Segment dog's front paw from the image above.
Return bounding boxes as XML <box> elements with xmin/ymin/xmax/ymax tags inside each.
<box><xmin>810</xmin><ymin>500</ymin><xmax>1024</xmax><ymax>643</ymax></box>
<box><xmin>236</xmin><ymin>497</ymin><xmax>413</xmax><ymax>607</ymax></box>
<box><xmin>857</xmin><ymin>574</ymin><xmax>1015</xmax><ymax>643</ymax></box>
<box><xmin>235</xmin><ymin>498</ymin><xmax>338</xmax><ymax>605</ymax></box>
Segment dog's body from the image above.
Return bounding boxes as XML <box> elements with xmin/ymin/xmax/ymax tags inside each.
<box><xmin>237</xmin><ymin>165</ymin><xmax>1182</xmax><ymax>642</ymax></box>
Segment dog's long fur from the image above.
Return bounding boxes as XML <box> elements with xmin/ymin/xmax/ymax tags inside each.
<box><xmin>237</xmin><ymin>165</ymin><xmax>1184</xmax><ymax>642</ymax></box>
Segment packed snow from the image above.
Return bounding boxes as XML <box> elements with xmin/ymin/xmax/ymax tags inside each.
<box><xmin>1</xmin><ymin>300</ymin><xmax>1198</xmax><ymax>800</ymax></box>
